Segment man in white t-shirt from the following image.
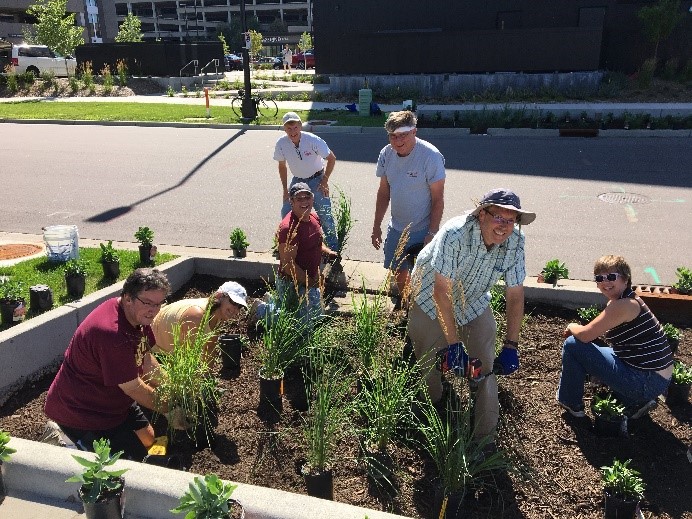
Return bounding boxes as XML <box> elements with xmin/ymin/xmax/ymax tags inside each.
<box><xmin>282</xmin><ymin>44</ymin><xmax>293</xmax><ymax>73</ymax></box>
<box><xmin>273</xmin><ymin>112</ymin><xmax>338</xmax><ymax>250</ymax></box>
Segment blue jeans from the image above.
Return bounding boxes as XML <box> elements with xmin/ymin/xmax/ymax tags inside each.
<box><xmin>255</xmin><ymin>278</ymin><xmax>323</xmax><ymax>329</ymax></box>
<box><xmin>281</xmin><ymin>174</ymin><xmax>337</xmax><ymax>251</ymax></box>
<box><xmin>557</xmin><ymin>336</ymin><xmax>670</xmax><ymax>411</ymax></box>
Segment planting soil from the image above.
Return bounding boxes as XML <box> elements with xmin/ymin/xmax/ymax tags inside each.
<box><xmin>1</xmin><ymin>274</ymin><xmax>690</xmax><ymax>519</ymax></box>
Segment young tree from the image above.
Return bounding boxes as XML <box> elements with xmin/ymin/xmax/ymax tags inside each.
<box><xmin>218</xmin><ymin>33</ymin><xmax>230</xmax><ymax>56</ymax></box>
<box><xmin>115</xmin><ymin>13</ymin><xmax>144</xmax><ymax>43</ymax></box>
<box><xmin>637</xmin><ymin>0</ymin><xmax>683</xmax><ymax>62</ymax></box>
<box><xmin>297</xmin><ymin>31</ymin><xmax>313</xmax><ymax>69</ymax></box>
<box><xmin>25</xmin><ymin>0</ymin><xmax>84</xmax><ymax>57</ymax></box>
<box><xmin>248</xmin><ymin>29</ymin><xmax>263</xmax><ymax>60</ymax></box>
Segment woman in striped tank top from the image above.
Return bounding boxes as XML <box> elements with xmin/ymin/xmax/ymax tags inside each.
<box><xmin>556</xmin><ymin>255</ymin><xmax>674</xmax><ymax>419</ymax></box>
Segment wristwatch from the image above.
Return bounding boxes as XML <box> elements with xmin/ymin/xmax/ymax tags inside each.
<box><xmin>503</xmin><ymin>339</ymin><xmax>519</xmax><ymax>348</ymax></box>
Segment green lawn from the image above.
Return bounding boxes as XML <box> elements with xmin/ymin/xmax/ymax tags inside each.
<box><xmin>0</xmin><ymin>247</ymin><xmax>177</xmax><ymax>330</ymax></box>
<box><xmin>0</xmin><ymin>100</ymin><xmax>387</xmax><ymax>127</ymax></box>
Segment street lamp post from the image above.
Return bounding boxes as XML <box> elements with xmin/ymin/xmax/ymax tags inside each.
<box><xmin>239</xmin><ymin>0</ymin><xmax>257</xmax><ymax>121</ymax></box>
<box><xmin>193</xmin><ymin>0</ymin><xmax>199</xmax><ymax>40</ymax></box>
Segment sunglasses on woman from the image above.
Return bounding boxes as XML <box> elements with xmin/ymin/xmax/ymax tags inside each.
<box><xmin>594</xmin><ymin>273</ymin><xmax>621</xmax><ymax>283</ymax></box>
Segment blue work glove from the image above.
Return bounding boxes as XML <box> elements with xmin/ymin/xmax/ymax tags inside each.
<box><xmin>436</xmin><ymin>342</ymin><xmax>470</xmax><ymax>376</ymax></box>
<box><xmin>494</xmin><ymin>347</ymin><xmax>519</xmax><ymax>375</ymax></box>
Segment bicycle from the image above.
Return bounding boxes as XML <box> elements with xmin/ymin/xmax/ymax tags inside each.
<box><xmin>231</xmin><ymin>89</ymin><xmax>278</xmax><ymax>119</ymax></box>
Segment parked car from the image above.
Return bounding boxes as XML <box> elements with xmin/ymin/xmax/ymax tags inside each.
<box><xmin>10</xmin><ymin>44</ymin><xmax>76</xmax><ymax>76</ymax></box>
<box><xmin>272</xmin><ymin>56</ymin><xmax>283</xmax><ymax>70</ymax></box>
<box><xmin>224</xmin><ymin>53</ymin><xmax>243</xmax><ymax>71</ymax></box>
<box><xmin>292</xmin><ymin>50</ymin><xmax>315</xmax><ymax>70</ymax></box>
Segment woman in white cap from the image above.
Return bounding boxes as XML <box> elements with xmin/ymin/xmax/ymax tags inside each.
<box><xmin>151</xmin><ymin>281</ymin><xmax>248</xmax><ymax>364</ymax></box>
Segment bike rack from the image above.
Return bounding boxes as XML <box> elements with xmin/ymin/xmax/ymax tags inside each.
<box><xmin>200</xmin><ymin>58</ymin><xmax>219</xmax><ymax>76</ymax></box>
<box><xmin>179</xmin><ymin>59</ymin><xmax>198</xmax><ymax>78</ymax></box>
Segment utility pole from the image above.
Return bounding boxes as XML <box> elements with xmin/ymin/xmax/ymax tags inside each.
<box><xmin>239</xmin><ymin>0</ymin><xmax>257</xmax><ymax>121</ymax></box>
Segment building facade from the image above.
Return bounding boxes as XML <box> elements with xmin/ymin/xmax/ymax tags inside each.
<box><xmin>0</xmin><ymin>0</ymin><xmax>86</xmax><ymax>44</ymax></box>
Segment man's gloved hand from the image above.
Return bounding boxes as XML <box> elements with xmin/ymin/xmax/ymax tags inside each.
<box><xmin>436</xmin><ymin>342</ymin><xmax>474</xmax><ymax>376</ymax></box>
<box><xmin>494</xmin><ymin>347</ymin><xmax>519</xmax><ymax>375</ymax></box>
<box><xmin>168</xmin><ymin>407</ymin><xmax>189</xmax><ymax>431</ymax></box>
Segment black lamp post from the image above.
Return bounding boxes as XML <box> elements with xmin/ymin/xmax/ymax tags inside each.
<box><xmin>193</xmin><ymin>0</ymin><xmax>199</xmax><ymax>40</ymax></box>
<box><xmin>239</xmin><ymin>0</ymin><xmax>256</xmax><ymax>121</ymax></box>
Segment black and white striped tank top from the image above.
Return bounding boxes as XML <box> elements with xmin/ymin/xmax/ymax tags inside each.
<box><xmin>605</xmin><ymin>288</ymin><xmax>673</xmax><ymax>371</ymax></box>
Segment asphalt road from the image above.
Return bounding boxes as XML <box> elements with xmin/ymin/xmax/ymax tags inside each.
<box><xmin>1</xmin><ymin>122</ymin><xmax>690</xmax><ymax>285</ymax></box>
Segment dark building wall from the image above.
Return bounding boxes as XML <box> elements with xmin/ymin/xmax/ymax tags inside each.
<box><xmin>314</xmin><ymin>0</ymin><xmax>692</xmax><ymax>74</ymax></box>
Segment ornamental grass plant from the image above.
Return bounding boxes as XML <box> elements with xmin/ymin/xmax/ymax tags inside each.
<box><xmin>154</xmin><ymin>304</ymin><xmax>220</xmax><ymax>442</ymax></box>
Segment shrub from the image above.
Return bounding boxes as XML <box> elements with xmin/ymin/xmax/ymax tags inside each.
<box><xmin>672</xmin><ymin>266</ymin><xmax>692</xmax><ymax>294</ymax></box>
<box><xmin>80</xmin><ymin>61</ymin><xmax>94</xmax><ymax>88</ymax></box>
<box><xmin>541</xmin><ymin>259</ymin><xmax>569</xmax><ymax>285</ymax></box>
<box><xmin>636</xmin><ymin>58</ymin><xmax>656</xmax><ymax>89</ymax></box>
<box><xmin>116</xmin><ymin>59</ymin><xmax>128</xmax><ymax>87</ymax></box>
<box><xmin>101</xmin><ymin>65</ymin><xmax>114</xmax><ymax>94</ymax></box>
<box><xmin>134</xmin><ymin>226</ymin><xmax>154</xmax><ymax>247</ymax></box>
<box><xmin>229</xmin><ymin>228</ymin><xmax>249</xmax><ymax>250</ymax></box>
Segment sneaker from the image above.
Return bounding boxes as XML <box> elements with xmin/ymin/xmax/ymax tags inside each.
<box><xmin>627</xmin><ymin>400</ymin><xmax>657</xmax><ymax>420</ymax></box>
<box><xmin>555</xmin><ymin>389</ymin><xmax>586</xmax><ymax>418</ymax></box>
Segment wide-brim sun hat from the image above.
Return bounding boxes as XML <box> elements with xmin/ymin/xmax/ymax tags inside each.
<box><xmin>470</xmin><ymin>188</ymin><xmax>536</xmax><ymax>225</ymax></box>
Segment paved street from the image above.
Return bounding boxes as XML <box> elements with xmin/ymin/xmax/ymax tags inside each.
<box><xmin>0</xmin><ymin>122</ymin><xmax>690</xmax><ymax>284</ymax></box>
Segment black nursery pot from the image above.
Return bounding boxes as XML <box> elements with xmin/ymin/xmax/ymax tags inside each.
<box><xmin>138</xmin><ymin>245</ymin><xmax>152</xmax><ymax>265</ymax></box>
<box><xmin>218</xmin><ymin>334</ymin><xmax>242</xmax><ymax>371</ymax></box>
<box><xmin>258</xmin><ymin>371</ymin><xmax>283</xmax><ymax>418</ymax></box>
<box><xmin>593</xmin><ymin>413</ymin><xmax>628</xmax><ymax>438</ymax></box>
<box><xmin>665</xmin><ymin>382</ymin><xmax>691</xmax><ymax>406</ymax></box>
<box><xmin>0</xmin><ymin>298</ymin><xmax>25</xmax><ymax>326</ymax></box>
<box><xmin>169</xmin><ymin>399</ymin><xmax>219</xmax><ymax>450</ymax></box>
<box><xmin>433</xmin><ymin>486</ymin><xmax>468</xmax><ymax>519</ymax></box>
<box><xmin>604</xmin><ymin>490</ymin><xmax>640</xmax><ymax>519</ymax></box>
<box><xmin>29</xmin><ymin>284</ymin><xmax>53</xmax><ymax>313</ymax></box>
<box><xmin>303</xmin><ymin>467</ymin><xmax>334</xmax><ymax>500</ymax></box>
<box><xmin>232</xmin><ymin>247</ymin><xmax>247</xmax><ymax>258</ymax></box>
<box><xmin>65</xmin><ymin>274</ymin><xmax>86</xmax><ymax>299</ymax></box>
<box><xmin>102</xmin><ymin>260</ymin><xmax>120</xmax><ymax>279</ymax></box>
<box><xmin>80</xmin><ymin>478</ymin><xmax>124</xmax><ymax>519</ymax></box>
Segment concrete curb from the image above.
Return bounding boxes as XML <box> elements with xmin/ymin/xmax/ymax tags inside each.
<box><xmin>3</xmin><ymin>437</ymin><xmax>409</xmax><ymax>519</ymax></box>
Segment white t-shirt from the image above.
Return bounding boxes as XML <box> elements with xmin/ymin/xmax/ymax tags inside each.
<box><xmin>273</xmin><ymin>131</ymin><xmax>331</xmax><ymax>178</ymax></box>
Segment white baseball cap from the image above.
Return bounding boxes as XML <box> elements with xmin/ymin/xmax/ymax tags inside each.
<box><xmin>217</xmin><ymin>281</ymin><xmax>248</xmax><ymax>308</ymax></box>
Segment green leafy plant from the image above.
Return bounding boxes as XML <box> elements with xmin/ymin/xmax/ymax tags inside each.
<box><xmin>64</xmin><ymin>259</ymin><xmax>88</xmax><ymax>278</ymax></box>
<box><xmin>591</xmin><ymin>392</ymin><xmax>626</xmax><ymax>419</ymax></box>
<box><xmin>65</xmin><ymin>438</ymin><xmax>128</xmax><ymax>503</ymax></box>
<box><xmin>134</xmin><ymin>226</ymin><xmax>154</xmax><ymax>247</ymax></box>
<box><xmin>171</xmin><ymin>474</ymin><xmax>238</xmax><ymax>518</ymax></box>
<box><xmin>0</xmin><ymin>430</ymin><xmax>17</xmax><ymax>461</ymax></box>
<box><xmin>672</xmin><ymin>266</ymin><xmax>692</xmax><ymax>294</ymax></box>
<box><xmin>671</xmin><ymin>360</ymin><xmax>692</xmax><ymax>385</ymax></box>
<box><xmin>154</xmin><ymin>305</ymin><xmax>220</xmax><ymax>441</ymax></box>
<box><xmin>302</xmin><ymin>348</ymin><xmax>354</xmax><ymax>474</ymax></box>
<box><xmin>414</xmin><ymin>395</ymin><xmax>509</xmax><ymax>508</ymax></box>
<box><xmin>601</xmin><ymin>458</ymin><xmax>645</xmax><ymax>501</ymax></box>
<box><xmin>577</xmin><ymin>305</ymin><xmax>601</xmax><ymax>323</ymax></box>
<box><xmin>662</xmin><ymin>323</ymin><xmax>681</xmax><ymax>342</ymax></box>
<box><xmin>0</xmin><ymin>278</ymin><xmax>24</xmax><ymax>301</ymax></box>
<box><xmin>116</xmin><ymin>59</ymin><xmax>128</xmax><ymax>87</ymax></box>
<box><xmin>99</xmin><ymin>240</ymin><xmax>120</xmax><ymax>263</ymax></box>
<box><xmin>258</xmin><ymin>288</ymin><xmax>307</xmax><ymax>379</ymax></box>
<box><xmin>541</xmin><ymin>259</ymin><xmax>569</xmax><ymax>285</ymax></box>
<box><xmin>331</xmin><ymin>186</ymin><xmax>354</xmax><ymax>259</ymax></box>
<box><xmin>229</xmin><ymin>227</ymin><xmax>249</xmax><ymax>250</ymax></box>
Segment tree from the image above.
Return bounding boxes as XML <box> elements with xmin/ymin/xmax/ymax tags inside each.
<box><xmin>637</xmin><ymin>0</ymin><xmax>683</xmax><ymax>62</ymax></box>
<box><xmin>215</xmin><ymin>15</ymin><xmax>260</xmax><ymax>54</ymax></box>
<box><xmin>297</xmin><ymin>32</ymin><xmax>313</xmax><ymax>69</ymax></box>
<box><xmin>218</xmin><ymin>33</ymin><xmax>230</xmax><ymax>56</ymax></box>
<box><xmin>25</xmin><ymin>0</ymin><xmax>84</xmax><ymax>57</ymax></box>
<box><xmin>248</xmin><ymin>29</ymin><xmax>263</xmax><ymax>59</ymax></box>
<box><xmin>115</xmin><ymin>13</ymin><xmax>143</xmax><ymax>43</ymax></box>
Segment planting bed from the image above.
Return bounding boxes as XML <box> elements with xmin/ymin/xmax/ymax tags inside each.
<box><xmin>1</xmin><ymin>274</ymin><xmax>690</xmax><ymax>519</ymax></box>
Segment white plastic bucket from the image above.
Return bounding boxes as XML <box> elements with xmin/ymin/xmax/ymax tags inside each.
<box><xmin>43</xmin><ymin>225</ymin><xmax>79</xmax><ymax>263</ymax></box>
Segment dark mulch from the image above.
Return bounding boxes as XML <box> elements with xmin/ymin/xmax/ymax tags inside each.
<box><xmin>1</xmin><ymin>274</ymin><xmax>690</xmax><ymax>518</ymax></box>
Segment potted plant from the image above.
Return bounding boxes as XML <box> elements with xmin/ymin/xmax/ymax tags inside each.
<box><xmin>0</xmin><ymin>429</ymin><xmax>17</xmax><ymax>505</ymax></box>
<box><xmin>229</xmin><ymin>227</ymin><xmax>249</xmax><ymax>258</ymax></box>
<box><xmin>301</xmin><ymin>353</ymin><xmax>354</xmax><ymax>500</ymax></box>
<box><xmin>64</xmin><ymin>259</ymin><xmax>87</xmax><ymax>299</ymax></box>
<box><xmin>134</xmin><ymin>226</ymin><xmax>155</xmax><ymax>265</ymax></box>
<box><xmin>666</xmin><ymin>360</ymin><xmax>692</xmax><ymax>406</ymax></box>
<box><xmin>591</xmin><ymin>392</ymin><xmax>627</xmax><ymax>437</ymax></box>
<box><xmin>672</xmin><ymin>266</ymin><xmax>692</xmax><ymax>295</ymax></box>
<box><xmin>155</xmin><ymin>307</ymin><xmax>221</xmax><ymax>450</ymax></box>
<box><xmin>257</xmin><ymin>295</ymin><xmax>307</xmax><ymax>420</ymax></box>
<box><xmin>325</xmin><ymin>187</ymin><xmax>354</xmax><ymax>292</ymax></box>
<box><xmin>217</xmin><ymin>334</ymin><xmax>244</xmax><ymax>372</ymax></box>
<box><xmin>0</xmin><ymin>278</ymin><xmax>26</xmax><ymax>327</ymax></box>
<box><xmin>171</xmin><ymin>474</ymin><xmax>244</xmax><ymax>519</ymax></box>
<box><xmin>601</xmin><ymin>458</ymin><xmax>645</xmax><ymax>519</ymax></box>
<box><xmin>661</xmin><ymin>323</ymin><xmax>681</xmax><ymax>354</ymax></box>
<box><xmin>414</xmin><ymin>396</ymin><xmax>508</xmax><ymax>519</ymax></box>
<box><xmin>99</xmin><ymin>240</ymin><xmax>120</xmax><ymax>279</ymax></box>
<box><xmin>538</xmin><ymin>259</ymin><xmax>569</xmax><ymax>286</ymax></box>
<box><xmin>66</xmin><ymin>438</ymin><xmax>128</xmax><ymax>519</ymax></box>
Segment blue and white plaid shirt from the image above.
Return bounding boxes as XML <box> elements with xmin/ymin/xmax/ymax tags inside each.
<box><xmin>412</xmin><ymin>213</ymin><xmax>526</xmax><ymax>325</ymax></box>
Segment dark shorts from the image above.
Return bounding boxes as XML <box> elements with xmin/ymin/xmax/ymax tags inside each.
<box><xmin>58</xmin><ymin>402</ymin><xmax>151</xmax><ymax>461</ymax></box>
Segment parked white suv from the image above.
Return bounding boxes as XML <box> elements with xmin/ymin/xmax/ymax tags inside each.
<box><xmin>11</xmin><ymin>44</ymin><xmax>76</xmax><ymax>77</ymax></box>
